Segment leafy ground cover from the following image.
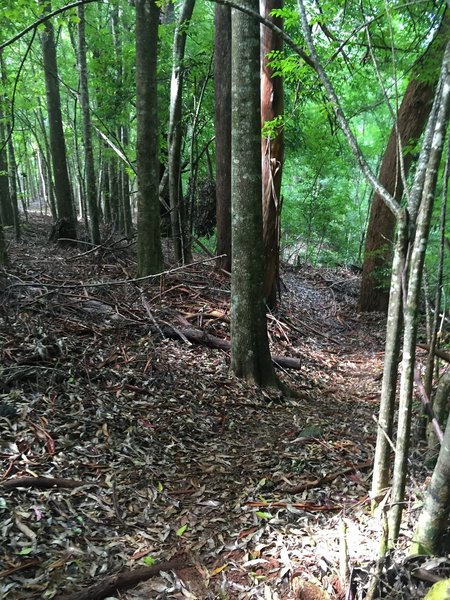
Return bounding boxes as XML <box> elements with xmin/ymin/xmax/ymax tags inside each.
<box><xmin>0</xmin><ymin>216</ymin><xmax>446</xmax><ymax>599</ymax></box>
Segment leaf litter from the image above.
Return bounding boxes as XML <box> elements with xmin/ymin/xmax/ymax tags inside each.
<box><xmin>0</xmin><ymin>216</ymin><xmax>445</xmax><ymax>599</ymax></box>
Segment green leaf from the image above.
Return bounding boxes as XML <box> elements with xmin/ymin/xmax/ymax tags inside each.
<box><xmin>423</xmin><ymin>579</ymin><xmax>450</xmax><ymax>600</ymax></box>
<box><xmin>19</xmin><ymin>547</ymin><xmax>33</xmax><ymax>555</ymax></box>
<box><xmin>176</xmin><ymin>524</ymin><xmax>188</xmax><ymax>536</ymax></box>
<box><xmin>256</xmin><ymin>511</ymin><xmax>272</xmax><ymax>520</ymax></box>
<box><xmin>143</xmin><ymin>555</ymin><xmax>156</xmax><ymax>566</ymax></box>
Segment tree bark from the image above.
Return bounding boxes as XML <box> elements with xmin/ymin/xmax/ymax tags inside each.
<box><xmin>359</xmin><ymin>14</ymin><xmax>450</xmax><ymax>312</ymax></box>
<box><xmin>40</xmin><ymin>0</ymin><xmax>77</xmax><ymax>239</ymax></box>
<box><xmin>388</xmin><ymin>42</ymin><xmax>450</xmax><ymax>545</ymax></box>
<box><xmin>411</xmin><ymin>406</ymin><xmax>450</xmax><ymax>555</ymax></box>
<box><xmin>77</xmin><ymin>3</ymin><xmax>100</xmax><ymax>244</ymax></box>
<box><xmin>214</xmin><ymin>4</ymin><xmax>232</xmax><ymax>272</ymax></box>
<box><xmin>168</xmin><ymin>0</ymin><xmax>196</xmax><ymax>264</ymax></box>
<box><xmin>260</xmin><ymin>0</ymin><xmax>284</xmax><ymax>308</ymax></box>
<box><xmin>135</xmin><ymin>0</ymin><xmax>163</xmax><ymax>276</ymax></box>
<box><xmin>230</xmin><ymin>0</ymin><xmax>282</xmax><ymax>389</ymax></box>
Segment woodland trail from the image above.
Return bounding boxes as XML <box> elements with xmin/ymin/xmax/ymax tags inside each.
<box><xmin>0</xmin><ymin>217</ymin><xmax>433</xmax><ymax>599</ymax></box>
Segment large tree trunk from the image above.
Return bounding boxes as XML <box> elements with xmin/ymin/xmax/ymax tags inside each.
<box><xmin>214</xmin><ymin>4</ymin><xmax>232</xmax><ymax>273</ymax></box>
<box><xmin>168</xmin><ymin>0</ymin><xmax>196</xmax><ymax>264</ymax></box>
<box><xmin>77</xmin><ymin>3</ymin><xmax>100</xmax><ymax>245</ymax></box>
<box><xmin>135</xmin><ymin>0</ymin><xmax>163</xmax><ymax>276</ymax></box>
<box><xmin>40</xmin><ymin>0</ymin><xmax>77</xmax><ymax>240</ymax></box>
<box><xmin>260</xmin><ymin>0</ymin><xmax>284</xmax><ymax>308</ymax></box>
<box><xmin>230</xmin><ymin>0</ymin><xmax>281</xmax><ymax>390</ymax></box>
<box><xmin>359</xmin><ymin>15</ymin><xmax>450</xmax><ymax>312</ymax></box>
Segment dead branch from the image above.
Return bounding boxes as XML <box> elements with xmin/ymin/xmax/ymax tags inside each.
<box><xmin>0</xmin><ymin>477</ymin><xmax>86</xmax><ymax>489</ymax></box>
<box><xmin>55</xmin><ymin>555</ymin><xmax>189</xmax><ymax>600</ymax></box>
<box><xmin>417</xmin><ymin>342</ymin><xmax>450</xmax><ymax>363</ymax></box>
<box><xmin>280</xmin><ymin>460</ymin><xmax>373</xmax><ymax>494</ymax></box>
<box><xmin>244</xmin><ymin>501</ymin><xmax>342</xmax><ymax>511</ymax></box>
<box><xmin>149</xmin><ymin>322</ymin><xmax>302</xmax><ymax>370</ymax></box>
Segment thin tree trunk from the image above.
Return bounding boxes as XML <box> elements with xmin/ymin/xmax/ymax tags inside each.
<box><xmin>214</xmin><ymin>4</ymin><xmax>232</xmax><ymax>272</ymax></box>
<box><xmin>168</xmin><ymin>0</ymin><xmax>196</xmax><ymax>264</ymax></box>
<box><xmin>388</xmin><ymin>42</ymin><xmax>450</xmax><ymax>545</ymax></box>
<box><xmin>121</xmin><ymin>126</ymin><xmax>132</xmax><ymax>236</ymax></box>
<box><xmin>260</xmin><ymin>0</ymin><xmax>284</xmax><ymax>308</ymax></box>
<box><xmin>371</xmin><ymin>218</ymin><xmax>407</xmax><ymax>509</ymax></box>
<box><xmin>77</xmin><ymin>3</ymin><xmax>100</xmax><ymax>244</ymax></box>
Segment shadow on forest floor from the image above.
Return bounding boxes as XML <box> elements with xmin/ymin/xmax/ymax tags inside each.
<box><xmin>0</xmin><ymin>216</ymin><xmax>443</xmax><ymax>599</ymax></box>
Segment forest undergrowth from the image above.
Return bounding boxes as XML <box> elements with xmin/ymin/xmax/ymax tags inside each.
<box><xmin>0</xmin><ymin>216</ymin><xmax>443</xmax><ymax>599</ymax></box>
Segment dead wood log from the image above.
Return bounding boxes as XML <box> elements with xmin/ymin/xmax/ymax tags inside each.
<box><xmin>0</xmin><ymin>477</ymin><xmax>85</xmax><ymax>490</ymax></box>
<box><xmin>417</xmin><ymin>342</ymin><xmax>450</xmax><ymax>364</ymax></box>
<box><xmin>55</xmin><ymin>555</ymin><xmax>189</xmax><ymax>600</ymax></box>
<box><xmin>149</xmin><ymin>323</ymin><xmax>302</xmax><ymax>370</ymax></box>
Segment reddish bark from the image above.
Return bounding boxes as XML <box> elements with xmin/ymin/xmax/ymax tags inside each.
<box><xmin>359</xmin><ymin>14</ymin><xmax>450</xmax><ymax>312</ymax></box>
<box><xmin>261</xmin><ymin>0</ymin><xmax>284</xmax><ymax>308</ymax></box>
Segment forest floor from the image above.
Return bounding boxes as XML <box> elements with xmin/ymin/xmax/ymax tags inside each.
<box><xmin>0</xmin><ymin>215</ymin><xmax>443</xmax><ymax>600</ymax></box>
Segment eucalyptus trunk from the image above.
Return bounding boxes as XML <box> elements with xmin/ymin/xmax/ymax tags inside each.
<box><xmin>40</xmin><ymin>0</ymin><xmax>76</xmax><ymax>239</ymax></box>
<box><xmin>214</xmin><ymin>4</ymin><xmax>232</xmax><ymax>272</ymax></box>
<box><xmin>77</xmin><ymin>3</ymin><xmax>100</xmax><ymax>244</ymax></box>
<box><xmin>359</xmin><ymin>13</ymin><xmax>450</xmax><ymax>312</ymax></box>
<box><xmin>260</xmin><ymin>0</ymin><xmax>284</xmax><ymax>308</ymax></box>
<box><xmin>135</xmin><ymin>0</ymin><xmax>163</xmax><ymax>276</ymax></box>
<box><xmin>168</xmin><ymin>0</ymin><xmax>196</xmax><ymax>264</ymax></box>
<box><xmin>230</xmin><ymin>0</ymin><xmax>281</xmax><ymax>389</ymax></box>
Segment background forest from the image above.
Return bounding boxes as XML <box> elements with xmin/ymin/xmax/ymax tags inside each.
<box><xmin>1</xmin><ymin>0</ymin><xmax>450</xmax><ymax>599</ymax></box>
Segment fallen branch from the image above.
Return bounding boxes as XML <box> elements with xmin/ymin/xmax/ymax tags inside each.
<box><xmin>0</xmin><ymin>477</ymin><xmax>86</xmax><ymax>489</ymax></box>
<box><xmin>244</xmin><ymin>501</ymin><xmax>341</xmax><ymax>511</ymax></box>
<box><xmin>417</xmin><ymin>342</ymin><xmax>450</xmax><ymax>363</ymax></box>
<box><xmin>55</xmin><ymin>555</ymin><xmax>189</xmax><ymax>600</ymax></box>
<box><xmin>149</xmin><ymin>322</ymin><xmax>301</xmax><ymax>370</ymax></box>
<box><xmin>280</xmin><ymin>459</ymin><xmax>373</xmax><ymax>494</ymax></box>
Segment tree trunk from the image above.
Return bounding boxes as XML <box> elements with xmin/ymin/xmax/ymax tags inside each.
<box><xmin>40</xmin><ymin>0</ymin><xmax>77</xmax><ymax>240</ymax></box>
<box><xmin>359</xmin><ymin>15</ymin><xmax>450</xmax><ymax>312</ymax></box>
<box><xmin>168</xmin><ymin>0</ymin><xmax>196</xmax><ymax>264</ymax></box>
<box><xmin>411</xmin><ymin>407</ymin><xmax>450</xmax><ymax>555</ymax></box>
<box><xmin>135</xmin><ymin>0</ymin><xmax>163</xmax><ymax>276</ymax></box>
<box><xmin>214</xmin><ymin>4</ymin><xmax>232</xmax><ymax>272</ymax></box>
<box><xmin>426</xmin><ymin>371</ymin><xmax>450</xmax><ymax>464</ymax></box>
<box><xmin>77</xmin><ymin>3</ymin><xmax>100</xmax><ymax>244</ymax></box>
<box><xmin>260</xmin><ymin>0</ymin><xmax>284</xmax><ymax>308</ymax></box>
<box><xmin>230</xmin><ymin>0</ymin><xmax>282</xmax><ymax>390</ymax></box>
<box><xmin>388</xmin><ymin>42</ymin><xmax>450</xmax><ymax>545</ymax></box>
<box><xmin>0</xmin><ymin>51</ymin><xmax>20</xmax><ymax>238</ymax></box>
<box><xmin>121</xmin><ymin>126</ymin><xmax>132</xmax><ymax>236</ymax></box>
<box><xmin>0</xmin><ymin>113</ymin><xmax>13</xmax><ymax>226</ymax></box>
<box><xmin>0</xmin><ymin>224</ymin><xmax>7</xmax><ymax>268</ymax></box>
<box><xmin>371</xmin><ymin>218</ymin><xmax>407</xmax><ymax>509</ymax></box>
